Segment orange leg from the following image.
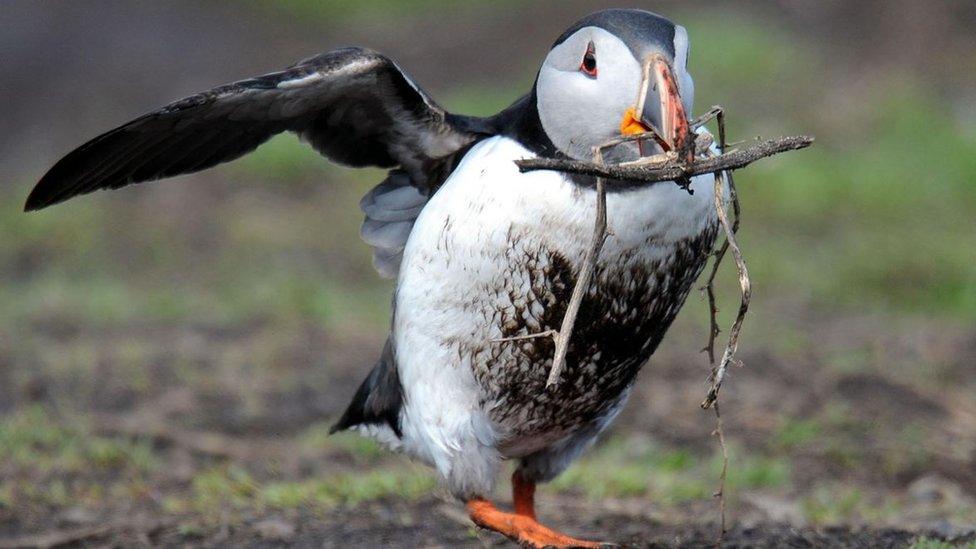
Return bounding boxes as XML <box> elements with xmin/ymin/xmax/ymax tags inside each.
<box><xmin>465</xmin><ymin>472</ymin><xmax>605</xmax><ymax>548</ymax></box>
<box><xmin>513</xmin><ymin>470</ymin><xmax>537</xmax><ymax>520</ymax></box>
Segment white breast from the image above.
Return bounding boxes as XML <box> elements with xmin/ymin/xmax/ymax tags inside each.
<box><xmin>386</xmin><ymin>135</ymin><xmax>720</xmax><ymax>481</ymax></box>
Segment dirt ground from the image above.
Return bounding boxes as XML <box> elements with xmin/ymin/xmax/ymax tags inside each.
<box><xmin>1</xmin><ymin>304</ymin><xmax>974</xmax><ymax>547</ymax></box>
<box><xmin>2</xmin><ymin>2</ymin><xmax>975</xmax><ymax>548</ymax></box>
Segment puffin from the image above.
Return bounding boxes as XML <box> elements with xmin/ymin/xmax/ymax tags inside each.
<box><xmin>26</xmin><ymin>9</ymin><xmax>722</xmax><ymax>548</ymax></box>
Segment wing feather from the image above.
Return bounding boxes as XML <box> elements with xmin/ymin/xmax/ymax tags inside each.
<box><xmin>25</xmin><ymin>47</ymin><xmax>487</xmax><ymax>211</ymax></box>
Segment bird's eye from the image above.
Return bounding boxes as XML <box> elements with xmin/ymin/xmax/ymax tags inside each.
<box><xmin>580</xmin><ymin>42</ymin><xmax>597</xmax><ymax>77</ymax></box>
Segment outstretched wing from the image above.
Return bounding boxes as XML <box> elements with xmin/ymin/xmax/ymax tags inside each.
<box><xmin>25</xmin><ymin>47</ymin><xmax>487</xmax><ymax>211</ymax></box>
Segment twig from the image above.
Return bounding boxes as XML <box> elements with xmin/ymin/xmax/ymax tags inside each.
<box><xmin>698</xmin><ymin>109</ymin><xmax>737</xmax><ymax>546</ymax></box>
<box><xmin>700</xmin><ymin>167</ymin><xmax>751</xmax><ymax>410</ymax></box>
<box><xmin>544</xmin><ymin>147</ymin><xmax>609</xmax><ymax>387</ymax></box>
<box><xmin>515</xmin><ymin>135</ymin><xmax>813</xmax><ymax>187</ymax></box>
<box><xmin>703</xmin><ymin>175</ymin><xmax>740</xmax><ymax>363</ymax></box>
<box><xmin>712</xmin><ymin>401</ymin><xmax>729</xmax><ymax>543</ymax></box>
<box><xmin>690</xmin><ymin>105</ymin><xmax>725</xmax><ymax>130</ymax></box>
<box><xmin>492</xmin><ymin>142</ymin><xmax>615</xmax><ymax>388</ymax></box>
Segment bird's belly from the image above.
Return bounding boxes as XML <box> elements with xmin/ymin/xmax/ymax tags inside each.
<box><xmin>394</xmin><ymin>136</ymin><xmax>719</xmax><ymax>451</ymax></box>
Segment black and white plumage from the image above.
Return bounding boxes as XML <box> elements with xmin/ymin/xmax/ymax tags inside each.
<box><xmin>27</xmin><ymin>9</ymin><xmax>726</xmax><ymax>547</ymax></box>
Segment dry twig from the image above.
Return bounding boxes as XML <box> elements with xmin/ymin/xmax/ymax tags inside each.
<box><xmin>712</xmin><ymin>401</ymin><xmax>729</xmax><ymax>541</ymax></box>
<box><xmin>545</xmin><ymin>147</ymin><xmax>609</xmax><ymax>387</ymax></box>
<box><xmin>492</xmin><ymin>145</ymin><xmax>612</xmax><ymax>388</ymax></box>
<box><xmin>701</xmin><ymin>164</ymin><xmax>750</xmax><ymax>410</ymax></box>
<box><xmin>698</xmin><ymin>108</ymin><xmax>739</xmax><ymax>545</ymax></box>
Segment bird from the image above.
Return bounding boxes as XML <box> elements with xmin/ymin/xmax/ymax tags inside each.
<box><xmin>26</xmin><ymin>9</ymin><xmax>722</xmax><ymax>548</ymax></box>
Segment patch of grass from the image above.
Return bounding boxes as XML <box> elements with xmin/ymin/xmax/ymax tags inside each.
<box><xmin>191</xmin><ymin>465</ymin><xmax>260</xmax><ymax>512</ymax></box>
<box><xmin>802</xmin><ymin>486</ymin><xmax>863</xmax><ymax>525</ymax></box>
<box><xmin>0</xmin><ymin>406</ymin><xmax>158</xmax><ymax>476</ymax></box>
<box><xmin>801</xmin><ymin>485</ymin><xmax>903</xmax><ymax>525</ymax></box>
<box><xmin>552</xmin><ymin>437</ymin><xmax>705</xmax><ymax>501</ymax></box>
<box><xmin>552</xmin><ymin>437</ymin><xmax>788</xmax><ymax>504</ymax></box>
<box><xmin>0</xmin><ymin>406</ymin><xmax>159</xmax><ymax>513</ymax></box>
<box><xmin>773</xmin><ymin>418</ymin><xmax>821</xmax><ymax>450</ymax></box>
<box><xmin>264</xmin><ymin>469</ymin><xmax>434</xmax><ymax>508</ymax></box>
<box><xmin>299</xmin><ymin>424</ymin><xmax>386</xmax><ymax>461</ymax></box>
<box><xmin>725</xmin><ymin>454</ymin><xmax>790</xmax><ymax>491</ymax></box>
<box><xmin>187</xmin><ymin>463</ymin><xmax>434</xmax><ymax>518</ymax></box>
<box><xmin>231</xmin><ymin>134</ymin><xmax>335</xmax><ymax>184</ymax></box>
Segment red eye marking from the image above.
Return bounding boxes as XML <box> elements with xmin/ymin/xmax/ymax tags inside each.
<box><xmin>580</xmin><ymin>41</ymin><xmax>597</xmax><ymax>77</ymax></box>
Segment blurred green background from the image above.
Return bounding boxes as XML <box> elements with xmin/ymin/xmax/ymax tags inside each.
<box><xmin>1</xmin><ymin>1</ymin><xmax>974</xmax><ymax>546</ymax></box>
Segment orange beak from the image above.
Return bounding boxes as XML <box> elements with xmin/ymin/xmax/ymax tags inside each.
<box><xmin>620</xmin><ymin>55</ymin><xmax>694</xmax><ymax>163</ymax></box>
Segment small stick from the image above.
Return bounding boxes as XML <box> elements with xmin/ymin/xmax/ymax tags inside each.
<box><xmin>701</xmin><ymin>165</ymin><xmax>750</xmax><ymax>410</ymax></box>
<box><xmin>545</xmin><ymin>147</ymin><xmax>609</xmax><ymax>387</ymax></box>
<box><xmin>690</xmin><ymin>105</ymin><xmax>725</xmax><ymax>130</ymax></box>
<box><xmin>492</xmin><ymin>141</ymin><xmax>618</xmax><ymax>388</ymax></box>
<box><xmin>699</xmin><ymin>108</ymin><xmax>736</xmax><ymax>546</ymax></box>
<box><xmin>712</xmin><ymin>401</ymin><xmax>729</xmax><ymax>542</ymax></box>
<box><xmin>701</xmin><ymin>107</ymin><xmax>740</xmax><ymax>383</ymax></box>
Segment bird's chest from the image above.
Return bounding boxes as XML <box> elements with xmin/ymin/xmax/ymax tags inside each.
<box><xmin>396</xmin><ymin>137</ymin><xmax>719</xmax><ymax>440</ymax></box>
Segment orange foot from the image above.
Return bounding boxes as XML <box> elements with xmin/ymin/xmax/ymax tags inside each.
<box><xmin>467</xmin><ymin>498</ymin><xmax>605</xmax><ymax>548</ymax></box>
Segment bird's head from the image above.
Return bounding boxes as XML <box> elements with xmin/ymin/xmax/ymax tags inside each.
<box><xmin>536</xmin><ymin>9</ymin><xmax>695</xmax><ymax>162</ymax></box>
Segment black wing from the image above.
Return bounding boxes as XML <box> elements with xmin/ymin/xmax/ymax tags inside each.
<box><xmin>25</xmin><ymin>47</ymin><xmax>488</xmax><ymax>211</ymax></box>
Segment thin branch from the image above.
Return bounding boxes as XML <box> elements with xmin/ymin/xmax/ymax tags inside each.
<box><xmin>712</xmin><ymin>401</ymin><xmax>729</xmax><ymax>542</ymax></box>
<box><xmin>701</xmin><ymin>112</ymin><xmax>741</xmax><ymax>369</ymax></box>
<box><xmin>516</xmin><ymin>135</ymin><xmax>813</xmax><ymax>187</ymax></box>
<box><xmin>690</xmin><ymin>105</ymin><xmax>724</xmax><ymax>130</ymax></box>
<box><xmin>701</xmin><ymin>168</ymin><xmax>751</xmax><ymax>410</ymax></box>
<box><xmin>702</xmin><ymin>248</ymin><xmax>726</xmax><ymax>364</ymax></box>
<box><xmin>545</xmin><ymin>147</ymin><xmax>609</xmax><ymax>388</ymax></box>
<box><xmin>699</xmin><ymin>109</ymin><xmax>737</xmax><ymax>547</ymax></box>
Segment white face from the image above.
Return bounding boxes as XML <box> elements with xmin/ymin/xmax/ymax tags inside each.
<box><xmin>536</xmin><ymin>25</ymin><xmax>694</xmax><ymax>161</ymax></box>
